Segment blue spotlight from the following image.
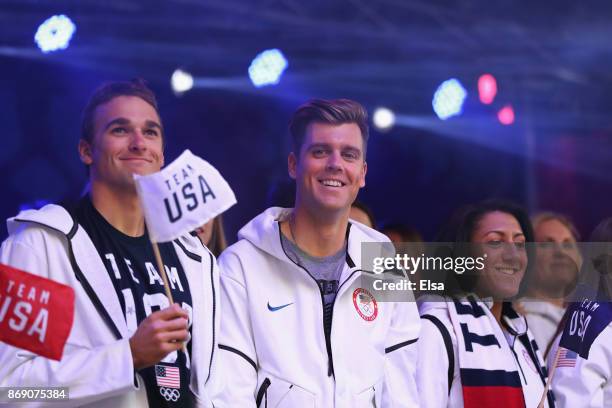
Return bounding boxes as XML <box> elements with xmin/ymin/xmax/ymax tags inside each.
<box><xmin>432</xmin><ymin>78</ymin><xmax>467</xmax><ymax>120</ymax></box>
<box><xmin>248</xmin><ymin>49</ymin><xmax>288</xmax><ymax>87</ymax></box>
<box><xmin>34</xmin><ymin>14</ymin><xmax>76</xmax><ymax>53</ymax></box>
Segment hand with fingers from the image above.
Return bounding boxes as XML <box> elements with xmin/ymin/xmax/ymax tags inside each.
<box><xmin>129</xmin><ymin>303</ymin><xmax>189</xmax><ymax>370</ymax></box>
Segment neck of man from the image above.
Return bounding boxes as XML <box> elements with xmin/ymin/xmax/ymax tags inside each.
<box><xmin>90</xmin><ymin>181</ymin><xmax>146</xmax><ymax>237</ymax></box>
<box><xmin>282</xmin><ymin>204</ymin><xmax>348</xmax><ymax>258</ymax></box>
<box><xmin>525</xmin><ymin>287</ymin><xmax>566</xmax><ymax>308</ymax></box>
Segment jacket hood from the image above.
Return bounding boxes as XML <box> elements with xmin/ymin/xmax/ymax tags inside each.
<box><xmin>237</xmin><ymin>207</ymin><xmax>392</xmax><ymax>269</ymax></box>
<box><xmin>7</xmin><ymin>204</ymin><xmax>74</xmax><ymax>236</ymax></box>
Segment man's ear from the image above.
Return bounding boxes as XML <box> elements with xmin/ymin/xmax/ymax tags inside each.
<box><xmin>78</xmin><ymin>139</ymin><xmax>93</xmax><ymax>165</ymax></box>
<box><xmin>288</xmin><ymin>152</ymin><xmax>297</xmax><ymax>179</ymax></box>
<box><xmin>359</xmin><ymin>161</ymin><xmax>368</xmax><ymax>188</ymax></box>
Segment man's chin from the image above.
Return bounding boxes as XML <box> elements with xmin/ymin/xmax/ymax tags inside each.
<box><xmin>129</xmin><ymin>168</ymin><xmax>159</xmax><ymax>177</ymax></box>
<box><xmin>314</xmin><ymin>198</ymin><xmax>351</xmax><ymax>213</ymax></box>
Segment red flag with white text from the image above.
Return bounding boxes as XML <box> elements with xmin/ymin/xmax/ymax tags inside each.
<box><xmin>0</xmin><ymin>263</ymin><xmax>75</xmax><ymax>360</ymax></box>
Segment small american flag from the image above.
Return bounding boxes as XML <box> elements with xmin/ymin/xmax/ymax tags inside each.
<box><xmin>156</xmin><ymin>365</ymin><xmax>180</xmax><ymax>388</ymax></box>
<box><xmin>556</xmin><ymin>347</ymin><xmax>577</xmax><ymax>368</ymax></box>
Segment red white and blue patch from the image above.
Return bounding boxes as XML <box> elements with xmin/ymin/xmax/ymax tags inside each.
<box><xmin>156</xmin><ymin>364</ymin><xmax>180</xmax><ymax>388</ymax></box>
<box><xmin>353</xmin><ymin>288</ymin><xmax>378</xmax><ymax>321</ymax></box>
<box><xmin>556</xmin><ymin>347</ymin><xmax>578</xmax><ymax>368</ymax></box>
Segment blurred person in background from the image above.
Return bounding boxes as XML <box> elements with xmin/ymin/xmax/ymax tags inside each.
<box><xmin>382</xmin><ymin>223</ymin><xmax>424</xmax><ymax>245</ymax></box>
<box><xmin>195</xmin><ymin>215</ymin><xmax>228</xmax><ymax>257</ymax></box>
<box><xmin>548</xmin><ymin>217</ymin><xmax>612</xmax><ymax>408</ymax></box>
<box><xmin>349</xmin><ymin>199</ymin><xmax>376</xmax><ymax>228</ymax></box>
<box><xmin>382</xmin><ymin>222</ymin><xmax>425</xmax><ymax>296</ymax></box>
<box><xmin>516</xmin><ymin>212</ymin><xmax>582</xmax><ymax>355</ymax></box>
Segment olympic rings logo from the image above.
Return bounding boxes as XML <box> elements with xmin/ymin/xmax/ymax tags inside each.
<box><xmin>159</xmin><ymin>387</ymin><xmax>180</xmax><ymax>401</ymax></box>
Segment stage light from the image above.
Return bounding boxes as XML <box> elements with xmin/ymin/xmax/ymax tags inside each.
<box><xmin>248</xmin><ymin>49</ymin><xmax>288</xmax><ymax>87</ymax></box>
<box><xmin>34</xmin><ymin>14</ymin><xmax>76</xmax><ymax>53</ymax></box>
<box><xmin>478</xmin><ymin>74</ymin><xmax>497</xmax><ymax>104</ymax></box>
<box><xmin>171</xmin><ymin>69</ymin><xmax>194</xmax><ymax>93</ymax></box>
<box><xmin>373</xmin><ymin>107</ymin><xmax>395</xmax><ymax>131</ymax></box>
<box><xmin>432</xmin><ymin>79</ymin><xmax>467</xmax><ymax>120</ymax></box>
<box><xmin>497</xmin><ymin>105</ymin><xmax>515</xmax><ymax>125</ymax></box>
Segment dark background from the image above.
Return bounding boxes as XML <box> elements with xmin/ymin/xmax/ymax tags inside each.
<box><xmin>2</xmin><ymin>0</ymin><xmax>612</xmax><ymax>242</ymax></box>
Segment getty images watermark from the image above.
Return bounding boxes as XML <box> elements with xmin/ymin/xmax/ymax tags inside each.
<box><xmin>360</xmin><ymin>242</ymin><xmax>487</xmax><ymax>300</ymax></box>
<box><xmin>372</xmin><ymin>251</ymin><xmax>486</xmax><ymax>287</ymax></box>
<box><xmin>360</xmin><ymin>241</ymin><xmax>612</xmax><ymax>303</ymax></box>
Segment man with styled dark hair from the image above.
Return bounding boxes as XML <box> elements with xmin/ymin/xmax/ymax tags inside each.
<box><xmin>213</xmin><ymin>98</ymin><xmax>420</xmax><ymax>407</ymax></box>
<box><xmin>288</xmin><ymin>98</ymin><xmax>370</xmax><ymax>157</ymax></box>
<box><xmin>81</xmin><ymin>79</ymin><xmax>162</xmax><ymax>144</ymax></box>
<box><xmin>0</xmin><ymin>79</ymin><xmax>219</xmax><ymax>407</ymax></box>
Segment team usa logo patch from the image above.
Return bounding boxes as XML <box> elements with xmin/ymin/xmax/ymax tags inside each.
<box><xmin>353</xmin><ymin>288</ymin><xmax>378</xmax><ymax>321</ymax></box>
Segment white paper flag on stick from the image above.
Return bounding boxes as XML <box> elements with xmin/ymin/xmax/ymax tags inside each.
<box><xmin>134</xmin><ymin>149</ymin><xmax>237</xmax><ymax>243</ymax></box>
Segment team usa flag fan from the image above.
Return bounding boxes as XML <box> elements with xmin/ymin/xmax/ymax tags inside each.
<box><xmin>134</xmin><ymin>149</ymin><xmax>237</xmax><ymax>243</ymax></box>
<box><xmin>0</xmin><ymin>263</ymin><xmax>75</xmax><ymax>360</ymax></box>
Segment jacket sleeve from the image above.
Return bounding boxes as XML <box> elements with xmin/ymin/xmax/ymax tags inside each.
<box><xmin>211</xmin><ymin>249</ymin><xmax>258</xmax><ymax>408</ymax></box>
<box><xmin>415</xmin><ymin>314</ymin><xmax>458</xmax><ymax>408</ymax></box>
<box><xmin>0</xmin><ymin>227</ymin><xmax>136</xmax><ymax>407</ymax></box>
<box><xmin>381</xmin><ymin>301</ymin><xmax>421</xmax><ymax>407</ymax></box>
<box><xmin>551</xmin><ymin>325</ymin><xmax>612</xmax><ymax>408</ymax></box>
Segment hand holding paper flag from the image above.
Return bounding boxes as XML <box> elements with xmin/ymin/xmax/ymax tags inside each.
<box><xmin>134</xmin><ymin>149</ymin><xmax>237</xmax><ymax>243</ymax></box>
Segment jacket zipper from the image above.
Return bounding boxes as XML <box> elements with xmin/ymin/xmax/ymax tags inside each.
<box><xmin>326</xmin><ymin>271</ymin><xmax>360</xmax><ymax>376</ymax></box>
<box><xmin>206</xmin><ymin>252</ymin><xmax>216</xmax><ymax>383</ymax></box>
<box><xmin>278</xmin><ymin>228</ymin><xmax>359</xmax><ymax>378</ymax></box>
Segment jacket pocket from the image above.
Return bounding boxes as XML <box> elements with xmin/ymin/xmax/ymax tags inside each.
<box><xmin>255</xmin><ymin>374</ymin><xmax>315</xmax><ymax>408</ymax></box>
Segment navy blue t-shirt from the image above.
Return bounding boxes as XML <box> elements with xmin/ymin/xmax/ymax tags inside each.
<box><xmin>71</xmin><ymin>196</ymin><xmax>194</xmax><ymax>407</ymax></box>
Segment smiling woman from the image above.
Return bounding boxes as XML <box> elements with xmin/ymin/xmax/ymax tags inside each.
<box><xmin>431</xmin><ymin>200</ymin><xmax>534</xmax><ymax>302</ymax></box>
<box><xmin>416</xmin><ymin>201</ymin><xmax>555</xmax><ymax>408</ymax></box>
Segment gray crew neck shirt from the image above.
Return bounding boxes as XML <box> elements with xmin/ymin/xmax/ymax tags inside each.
<box><xmin>280</xmin><ymin>232</ymin><xmax>346</xmax><ymax>306</ymax></box>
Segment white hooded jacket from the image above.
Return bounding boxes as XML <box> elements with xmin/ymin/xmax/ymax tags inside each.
<box><xmin>213</xmin><ymin>207</ymin><xmax>420</xmax><ymax>407</ymax></box>
<box><xmin>0</xmin><ymin>204</ymin><xmax>219</xmax><ymax>407</ymax></box>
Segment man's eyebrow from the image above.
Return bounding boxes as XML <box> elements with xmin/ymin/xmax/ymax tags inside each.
<box><xmin>144</xmin><ymin>120</ymin><xmax>162</xmax><ymax>130</ymax></box>
<box><xmin>342</xmin><ymin>145</ymin><xmax>362</xmax><ymax>154</ymax></box>
<box><xmin>104</xmin><ymin>117</ymin><xmax>130</xmax><ymax>131</ymax></box>
<box><xmin>307</xmin><ymin>143</ymin><xmax>330</xmax><ymax>150</ymax></box>
<box><xmin>103</xmin><ymin>118</ymin><xmax>162</xmax><ymax>131</ymax></box>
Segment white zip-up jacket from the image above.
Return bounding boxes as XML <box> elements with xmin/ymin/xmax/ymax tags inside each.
<box><xmin>212</xmin><ymin>207</ymin><xmax>420</xmax><ymax>407</ymax></box>
<box><xmin>0</xmin><ymin>204</ymin><xmax>219</xmax><ymax>407</ymax></box>
<box><xmin>549</xmin><ymin>322</ymin><xmax>612</xmax><ymax>407</ymax></box>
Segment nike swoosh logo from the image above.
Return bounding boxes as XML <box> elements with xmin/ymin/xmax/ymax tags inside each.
<box><xmin>267</xmin><ymin>302</ymin><xmax>294</xmax><ymax>312</ymax></box>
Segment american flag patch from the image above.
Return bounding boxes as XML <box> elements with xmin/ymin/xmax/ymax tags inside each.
<box><xmin>556</xmin><ymin>347</ymin><xmax>577</xmax><ymax>368</ymax></box>
<box><xmin>156</xmin><ymin>365</ymin><xmax>180</xmax><ymax>388</ymax></box>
